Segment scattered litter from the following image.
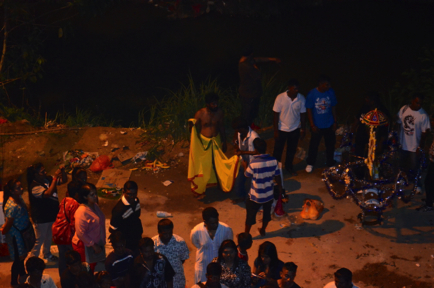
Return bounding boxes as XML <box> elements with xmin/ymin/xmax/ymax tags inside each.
<box><xmin>62</xmin><ymin>150</ymin><xmax>98</xmax><ymax>172</ymax></box>
<box><xmin>103</xmin><ymin>141</ymin><xmax>108</xmax><ymax>146</ymax></box>
<box><xmin>335</xmin><ymin>126</ymin><xmax>345</xmax><ymax>136</ymax></box>
<box><xmin>157</xmin><ymin>211</ymin><xmax>172</xmax><ymax>218</ymax></box>
<box><xmin>415</xmin><ymin>263</ymin><xmax>420</xmax><ymax>267</ymax></box>
<box><xmin>120</xmin><ymin>131</ymin><xmax>127</xmax><ymax>135</ymax></box>
<box><xmin>96</xmin><ymin>169</ymin><xmax>132</xmax><ymax>189</ymax></box>
<box><xmin>431</xmin><ymin>255</ymin><xmax>434</xmax><ymax>259</ymax></box>
<box><xmin>355</xmin><ymin>224</ymin><xmax>363</xmax><ymax>230</ymax></box>
<box><xmin>38</xmin><ymin>151</ymin><xmax>45</xmax><ymax>156</ymax></box>
<box><xmin>129</xmin><ymin>168</ymin><xmax>138</xmax><ymax>171</ymax></box>
<box><xmin>178</xmin><ymin>152</ymin><xmax>184</xmax><ymax>157</ymax></box>
<box><xmin>116</xmin><ymin>150</ymin><xmax>135</xmax><ymax>163</ymax></box>
<box><xmin>132</xmin><ymin>151</ymin><xmax>148</xmax><ymax>162</ymax></box>
<box><xmin>162</xmin><ymin>180</ymin><xmax>173</xmax><ymax>186</ymax></box>
<box><xmin>111</xmin><ymin>144</ymin><xmax>119</xmax><ymax>149</ymax></box>
<box><xmin>90</xmin><ymin>155</ymin><xmax>113</xmax><ymax>172</ymax></box>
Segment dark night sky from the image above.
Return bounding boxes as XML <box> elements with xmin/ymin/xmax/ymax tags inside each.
<box><xmin>31</xmin><ymin>0</ymin><xmax>434</xmax><ymax>125</ymax></box>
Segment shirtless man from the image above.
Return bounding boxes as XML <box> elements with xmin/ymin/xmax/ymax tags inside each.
<box><xmin>189</xmin><ymin>93</ymin><xmax>240</xmax><ymax>199</ymax></box>
<box><xmin>192</xmin><ymin>93</ymin><xmax>227</xmax><ymax>152</ymax></box>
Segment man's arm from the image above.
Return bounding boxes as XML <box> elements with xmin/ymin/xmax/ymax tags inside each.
<box><xmin>43</xmin><ymin>169</ymin><xmax>62</xmax><ymax>198</ymax></box>
<box><xmin>307</xmin><ymin>108</ymin><xmax>318</xmax><ymax>133</ymax></box>
<box><xmin>300</xmin><ymin>112</ymin><xmax>306</xmax><ymax>140</ymax></box>
<box><xmin>273</xmin><ymin>111</ymin><xmax>280</xmax><ymax>140</ymax></box>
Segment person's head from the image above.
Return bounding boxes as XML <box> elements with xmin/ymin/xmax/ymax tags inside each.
<box><xmin>139</xmin><ymin>237</ymin><xmax>155</xmax><ymax>261</ymax></box>
<box><xmin>26</xmin><ymin>256</ymin><xmax>45</xmax><ymax>282</ymax></box>
<box><xmin>232</xmin><ymin>117</ymin><xmax>250</xmax><ymax>136</ymax></box>
<box><xmin>205</xmin><ymin>93</ymin><xmax>219</xmax><ymax>112</ymax></box>
<box><xmin>65</xmin><ymin>250</ymin><xmax>83</xmax><ymax>276</ymax></box>
<box><xmin>202</xmin><ymin>207</ymin><xmax>219</xmax><ymax>231</ymax></box>
<box><xmin>26</xmin><ymin>162</ymin><xmax>45</xmax><ymax>191</ymax></box>
<box><xmin>237</xmin><ymin>232</ymin><xmax>253</xmax><ymax>251</ymax></box>
<box><xmin>109</xmin><ymin>231</ymin><xmax>127</xmax><ymax>256</ymax></box>
<box><xmin>123</xmin><ymin>180</ymin><xmax>138</xmax><ymax>205</ymax></box>
<box><xmin>242</xmin><ymin>44</ymin><xmax>254</xmax><ymax>57</ymax></box>
<box><xmin>218</xmin><ymin>239</ymin><xmax>238</xmax><ymax>264</ymax></box>
<box><xmin>286</xmin><ymin>79</ymin><xmax>300</xmax><ymax>98</ymax></box>
<box><xmin>317</xmin><ymin>75</ymin><xmax>331</xmax><ymax>93</ymax></box>
<box><xmin>257</xmin><ymin>241</ymin><xmax>279</xmax><ymax>268</ymax></box>
<box><xmin>206</xmin><ymin>262</ymin><xmax>223</xmax><ymax>284</ymax></box>
<box><xmin>157</xmin><ymin>218</ymin><xmax>174</xmax><ymax>245</ymax></box>
<box><xmin>3</xmin><ymin>179</ymin><xmax>23</xmax><ymax>209</ymax></box>
<box><xmin>280</xmin><ymin>262</ymin><xmax>298</xmax><ymax>286</ymax></box>
<box><xmin>334</xmin><ymin>268</ymin><xmax>353</xmax><ymax>288</ymax></box>
<box><xmin>76</xmin><ymin>183</ymin><xmax>97</xmax><ymax>205</ymax></box>
<box><xmin>410</xmin><ymin>93</ymin><xmax>425</xmax><ymax>111</ymax></box>
<box><xmin>253</xmin><ymin>138</ymin><xmax>267</xmax><ymax>154</ymax></box>
<box><xmin>75</xmin><ymin>169</ymin><xmax>88</xmax><ymax>184</ymax></box>
<box><xmin>95</xmin><ymin>271</ymin><xmax>112</xmax><ymax>288</ymax></box>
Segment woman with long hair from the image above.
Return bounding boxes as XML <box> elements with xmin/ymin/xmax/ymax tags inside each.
<box><xmin>26</xmin><ymin>163</ymin><xmax>67</xmax><ymax>262</ymax></box>
<box><xmin>212</xmin><ymin>239</ymin><xmax>251</xmax><ymax>288</ymax></box>
<box><xmin>72</xmin><ymin>183</ymin><xmax>106</xmax><ymax>272</ymax></box>
<box><xmin>0</xmin><ymin>179</ymin><xmax>31</xmax><ymax>286</ymax></box>
<box><xmin>253</xmin><ymin>241</ymin><xmax>284</xmax><ymax>287</ymax></box>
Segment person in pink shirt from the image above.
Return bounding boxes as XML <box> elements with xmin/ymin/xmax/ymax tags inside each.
<box><xmin>72</xmin><ymin>183</ymin><xmax>106</xmax><ymax>272</ymax></box>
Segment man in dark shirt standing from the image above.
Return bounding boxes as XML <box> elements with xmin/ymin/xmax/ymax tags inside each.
<box><xmin>109</xmin><ymin>181</ymin><xmax>143</xmax><ymax>253</ymax></box>
<box><xmin>238</xmin><ymin>45</ymin><xmax>280</xmax><ymax>128</ymax></box>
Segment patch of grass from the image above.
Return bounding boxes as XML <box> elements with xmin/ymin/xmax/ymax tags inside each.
<box><xmin>0</xmin><ymin>102</ymin><xmax>42</xmax><ymax>126</ymax></box>
<box><xmin>55</xmin><ymin>108</ymin><xmax>117</xmax><ymax>127</ymax></box>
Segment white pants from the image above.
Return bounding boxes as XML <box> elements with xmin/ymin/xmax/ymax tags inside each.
<box><xmin>30</xmin><ymin>222</ymin><xmax>54</xmax><ymax>259</ymax></box>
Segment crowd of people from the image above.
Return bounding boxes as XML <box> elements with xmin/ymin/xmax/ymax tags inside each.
<box><xmin>1</xmin><ymin>46</ymin><xmax>432</xmax><ymax>288</ymax></box>
<box><xmin>0</xmin><ymin>164</ymin><xmax>362</xmax><ymax>288</ymax></box>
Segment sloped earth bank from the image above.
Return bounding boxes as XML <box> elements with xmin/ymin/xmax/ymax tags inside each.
<box><xmin>0</xmin><ymin>125</ymin><xmax>433</xmax><ymax>287</ymax></box>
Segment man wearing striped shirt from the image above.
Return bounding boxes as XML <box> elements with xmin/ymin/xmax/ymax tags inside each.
<box><xmin>244</xmin><ymin>138</ymin><xmax>283</xmax><ymax>236</ymax></box>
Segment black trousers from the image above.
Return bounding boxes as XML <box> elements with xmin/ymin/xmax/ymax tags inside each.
<box><xmin>240</xmin><ymin>97</ymin><xmax>260</xmax><ymax>125</ymax></box>
<box><xmin>245</xmin><ymin>198</ymin><xmax>273</xmax><ymax>226</ymax></box>
<box><xmin>11</xmin><ymin>237</ymin><xmax>26</xmax><ymax>285</ymax></box>
<box><xmin>273</xmin><ymin>129</ymin><xmax>300</xmax><ymax>171</ymax></box>
<box><xmin>306</xmin><ymin>126</ymin><xmax>336</xmax><ymax>167</ymax></box>
<box><xmin>424</xmin><ymin>162</ymin><xmax>434</xmax><ymax>207</ymax></box>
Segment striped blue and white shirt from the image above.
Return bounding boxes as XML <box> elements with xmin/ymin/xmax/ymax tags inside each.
<box><xmin>245</xmin><ymin>154</ymin><xmax>280</xmax><ymax>203</ymax></box>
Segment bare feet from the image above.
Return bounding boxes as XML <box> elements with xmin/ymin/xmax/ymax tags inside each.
<box><xmin>258</xmin><ymin>228</ymin><xmax>266</xmax><ymax>237</ymax></box>
<box><xmin>193</xmin><ymin>193</ymin><xmax>206</xmax><ymax>200</ymax></box>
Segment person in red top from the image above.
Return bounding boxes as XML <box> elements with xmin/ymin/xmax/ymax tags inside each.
<box><xmin>52</xmin><ymin>170</ymin><xmax>86</xmax><ymax>277</ymax></box>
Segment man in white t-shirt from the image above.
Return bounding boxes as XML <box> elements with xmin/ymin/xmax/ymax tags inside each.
<box><xmin>323</xmin><ymin>268</ymin><xmax>359</xmax><ymax>288</ymax></box>
<box><xmin>272</xmin><ymin>79</ymin><xmax>306</xmax><ymax>176</ymax></box>
<box><xmin>397</xmin><ymin>93</ymin><xmax>430</xmax><ymax>185</ymax></box>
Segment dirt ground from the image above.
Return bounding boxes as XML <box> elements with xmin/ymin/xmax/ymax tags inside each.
<box><xmin>0</xmin><ymin>124</ymin><xmax>433</xmax><ymax>288</ymax></box>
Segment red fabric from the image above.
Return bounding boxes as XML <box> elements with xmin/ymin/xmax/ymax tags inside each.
<box><xmin>274</xmin><ymin>194</ymin><xmax>285</xmax><ymax>217</ymax></box>
<box><xmin>52</xmin><ymin>197</ymin><xmax>79</xmax><ymax>245</ymax></box>
<box><xmin>90</xmin><ymin>155</ymin><xmax>113</xmax><ymax>172</ymax></box>
<box><xmin>72</xmin><ymin>240</ymin><xmax>96</xmax><ymax>273</ymax></box>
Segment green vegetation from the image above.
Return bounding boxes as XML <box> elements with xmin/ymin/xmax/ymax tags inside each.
<box><xmin>383</xmin><ymin>48</ymin><xmax>434</xmax><ymax>115</ymax></box>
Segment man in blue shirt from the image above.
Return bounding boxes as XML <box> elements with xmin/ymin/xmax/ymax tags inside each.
<box><xmin>305</xmin><ymin>75</ymin><xmax>337</xmax><ymax>173</ymax></box>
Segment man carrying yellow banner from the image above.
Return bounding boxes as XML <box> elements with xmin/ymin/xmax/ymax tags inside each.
<box><xmin>188</xmin><ymin>93</ymin><xmax>240</xmax><ymax>199</ymax></box>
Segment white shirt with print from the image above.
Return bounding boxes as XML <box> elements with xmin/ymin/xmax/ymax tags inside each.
<box><xmin>397</xmin><ymin>105</ymin><xmax>430</xmax><ymax>152</ymax></box>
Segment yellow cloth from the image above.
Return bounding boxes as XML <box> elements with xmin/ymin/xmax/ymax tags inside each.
<box><xmin>188</xmin><ymin>118</ymin><xmax>240</xmax><ymax>195</ymax></box>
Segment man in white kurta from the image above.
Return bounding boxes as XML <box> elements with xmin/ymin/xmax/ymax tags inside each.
<box><xmin>190</xmin><ymin>207</ymin><xmax>233</xmax><ymax>283</ymax></box>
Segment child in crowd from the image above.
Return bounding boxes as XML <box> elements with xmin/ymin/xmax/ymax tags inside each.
<box><xmin>24</xmin><ymin>256</ymin><xmax>57</xmax><ymax>288</ymax></box>
<box><xmin>278</xmin><ymin>262</ymin><xmax>300</xmax><ymax>288</ymax></box>
<box><xmin>61</xmin><ymin>250</ymin><xmax>92</xmax><ymax>288</ymax></box>
<box><xmin>237</xmin><ymin>232</ymin><xmax>252</xmax><ymax>261</ymax></box>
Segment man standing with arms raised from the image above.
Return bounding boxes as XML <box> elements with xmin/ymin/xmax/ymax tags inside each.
<box><xmin>188</xmin><ymin>93</ymin><xmax>240</xmax><ymax>199</ymax></box>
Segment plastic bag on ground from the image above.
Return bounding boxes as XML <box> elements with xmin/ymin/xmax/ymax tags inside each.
<box><xmin>90</xmin><ymin>155</ymin><xmax>113</xmax><ymax>172</ymax></box>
